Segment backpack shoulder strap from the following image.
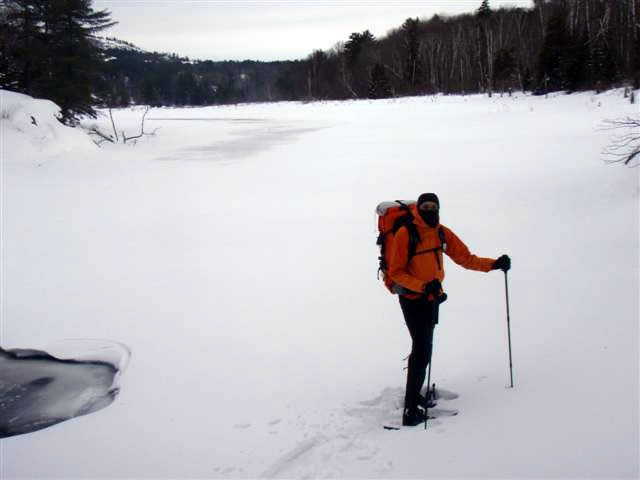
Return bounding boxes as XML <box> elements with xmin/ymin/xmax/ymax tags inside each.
<box><xmin>391</xmin><ymin>215</ymin><xmax>419</xmax><ymax>262</ymax></box>
<box><xmin>438</xmin><ymin>226</ymin><xmax>446</xmax><ymax>251</ymax></box>
<box><xmin>411</xmin><ymin>226</ymin><xmax>447</xmax><ymax>270</ymax></box>
<box><xmin>406</xmin><ymin>221</ymin><xmax>420</xmax><ymax>261</ymax></box>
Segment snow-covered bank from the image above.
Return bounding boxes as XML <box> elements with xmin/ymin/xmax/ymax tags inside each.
<box><xmin>1</xmin><ymin>89</ymin><xmax>638</xmax><ymax>478</ymax></box>
<box><xmin>1</xmin><ymin>91</ymin><xmax>94</xmax><ymax>161</ymax></box>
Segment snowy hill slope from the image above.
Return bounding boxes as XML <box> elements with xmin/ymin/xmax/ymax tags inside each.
<box><xmin>1</xmin><ymin>90</ymin><xmax>638</xmax><ymax>478</ymax></box>
<box><xmin>98</xmin><ymin>36</ymin><xmax>145</xmax><ymax>53</ymax></box>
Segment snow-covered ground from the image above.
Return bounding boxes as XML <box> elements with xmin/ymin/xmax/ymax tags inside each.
<box><xmin>1</xmin><ymin>89</ymin><xmax>638</xmax><ymax>478</ymax></box>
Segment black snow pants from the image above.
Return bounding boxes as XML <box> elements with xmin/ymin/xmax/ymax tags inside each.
<box><xmin>399</xmin><ymin>295</ymin><xmax>439</xmax><ymax>411</ymax></box>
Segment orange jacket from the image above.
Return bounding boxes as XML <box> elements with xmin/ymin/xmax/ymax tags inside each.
<box><xmin>387</xmin><ymin>205</ymin><xmax>495</xmax><ymax>299</ymax></box>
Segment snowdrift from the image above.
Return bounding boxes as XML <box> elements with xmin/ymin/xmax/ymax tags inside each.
<box><xmin>1</xmin><ymin>89</ymin><xmax>94</xmax><ymax>161</ymax></box>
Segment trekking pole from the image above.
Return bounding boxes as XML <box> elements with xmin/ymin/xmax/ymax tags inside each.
<box><xmin>424</xmin><ymin>298</ymin><xmax>440</xmax><ymax>430</ymax></box>
<box><xmin>504</xmin><ymin>270</ymin><xmax>514</xmax><ymax>388</ymax></box>
<box><xmin>424</xmin><ymin>331</ymin><xmax>434</xmax><ymax>430</ymax></box>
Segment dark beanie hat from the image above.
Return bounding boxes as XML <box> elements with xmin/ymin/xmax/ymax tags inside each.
<box><xmin>418</xmin><ymin>192</ymin><xmax>440</xmax><ymax>208</ymax></box>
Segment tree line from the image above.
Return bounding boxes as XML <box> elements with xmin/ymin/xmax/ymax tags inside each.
<box><xmin>297</xmin><ymin>0</ymin><xmax>639</xmax><ymax>100</ymax></box>
<box><xmin>1</xmin><ymin>0</ymin><xmax>638</xmax><ymax>124</ymax></box>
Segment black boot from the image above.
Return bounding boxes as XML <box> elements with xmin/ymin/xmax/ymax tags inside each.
<box><xmin>418</xmin><ymin>393</ymin><xmax>437</xmax><ymax>409</ymax></box>
<box><xmin>402</xmin><ymin>407</ymin><xmax>427</xmax><ymax>427</ymax></box>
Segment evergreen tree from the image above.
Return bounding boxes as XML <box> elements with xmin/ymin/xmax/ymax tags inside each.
<box><xmin>141</xmin><ymin>77</ymin><xmax>160</xmax><ymax>106</ymax></box>
<box><xmin>50</xmin><ymin>0</ymin><xmax>116</xmax><ymax>122</ymax></box>
<box><xmin>475</xmin><ymin>0</ymin><xmax>494</xmax><ymax>94</ymax></box>
<box><xmin>633</xmin><ymin>30</ymin><xmax>640</xmax><ymax>89</ymax></box>
<box><xmin>565</xmin><ymin>27</ymin><xmax>590</xmax><ymax>92</ymax></box>
<box><xmin>3</xmin><ymin>0</ymin><xmax>116</xmax><ymax>123</ymax></box>
<box><xmin>2</xmin><ymin>1</ymin><xmax>48</xmax><ymax>93</ymax></box>
<box><xmin>537</xmin><ymin>3</ymin><xmax>570</xmax><ymax>92</ymax></box>
<box><xmin>344</xmin><ymin>30</ymin><xmax>375</xmax><ymax>67</ymax></box>
<box><xmin>343</xmin><ymin>30</ymin><xmax>376</xmax><ymax>97</ymax></box>
<box><xmin>590</xmin><ymin>34</ymin><xmax>617</xmax><ymax>92</ymax></box>
<box><xmin>368</xmin><ymin>63</ymin><xmax>392</xmax><ymax>99</ymax></box>
<box><xmin>477</xmin><ymin>0</ymin><xmax>492</xmax><ymax>19</ymax></box>
<box><xmin>402</xmin><ymin>18</ymin><xmax>423</xmax><ymax>89</ymax></box>
<box><xmin>175</xmin><ymin>70</ymin><xmax>197</xmax><ymax>105</ymax></box>
<box><xmin>493</xmin><ymin>48</ymin><xmax>517</xmax><ymax>93</ymax></box>
<box><xmin>0</xmin><ymin>4</ymin><xmax>19</xmax><ymax>89</ymax></box>
<box><xmin>521</xmin><ymin>67</ymin><xmax>533</xmax><ymax>92</ymax></box>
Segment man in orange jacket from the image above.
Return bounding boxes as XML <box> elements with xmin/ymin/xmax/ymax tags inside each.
<box><xmin>387</xmin><ymin>192</ymin><xmax>510</xmax><ymax>426</ymax></box>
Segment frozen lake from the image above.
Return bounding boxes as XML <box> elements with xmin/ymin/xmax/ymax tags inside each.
<box><xmin>2</xmin><ymin>91</ymin><xmax>638</xmax><ymax>478</ymax></box>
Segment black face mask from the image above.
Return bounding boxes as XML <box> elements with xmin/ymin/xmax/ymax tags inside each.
<box><xmin>420</xmin><ymin>210</ymin><xmax>440</xmax><ymax>228</ymax></box>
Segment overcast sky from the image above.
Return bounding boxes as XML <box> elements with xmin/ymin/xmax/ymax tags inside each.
<box><xmin>93</xmin><ymin>1</ymin><xmax>533</xmax><ymax>62</ymax></box>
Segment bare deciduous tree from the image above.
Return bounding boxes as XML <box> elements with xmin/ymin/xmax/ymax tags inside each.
<box><xmin>88</xmin><ymin>106</ymin><xmax>157</xmax><ymax>146</ymax></box>
<box><xmin>123</xmin><ymin>106</ymin><xmax>154</xmax><ymax>143</ymax></box>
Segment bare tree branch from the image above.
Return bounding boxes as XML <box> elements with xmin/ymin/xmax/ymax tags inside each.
<box><xmin>87</xmin><ymin>125</ymin><xmax>115</xmax><ymax>145</ymax></box>
<box><xmin>601</xmin><ymin>117</ymin><xmax>640</xmax><ymax>166</ymax></box>
<box><xmin>87</xmin><ymin>106</ymin><xmax>158</xmax><ymax>146</ymax></box>
<box><xmin>123</xmin><ymin>106</ymin><xmax>152</xmax><ymax>143</ymax></box>
<box><xmin>108</xmin><ymin>108</ymin><xmax>119</xmax><ymax>143</ymax></box>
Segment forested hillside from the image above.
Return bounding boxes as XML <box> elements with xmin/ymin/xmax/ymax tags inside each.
<box><xmin>96</xmin><ymin>38</ymin><xmax>299</xmax><ymax>107</ymax></box>
<box><xmin>94</xmin><ymin>0</ymin><xmax>640</xmax><ymax>107</ymax></box>
<box><xmin>1</xmin><ymin>0</ymin><xmax>638</xmax><ymax>120</ymax></box>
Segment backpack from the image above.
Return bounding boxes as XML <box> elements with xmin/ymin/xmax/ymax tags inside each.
<box><xmin>376</xmin><ymin>200</ymin><xmax>446</xmax><ymax>294</ymax></box>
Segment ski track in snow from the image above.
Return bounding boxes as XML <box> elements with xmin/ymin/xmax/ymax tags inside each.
<box><xmin>260</xmin><ymin>435</ymin><xmax>330</xmax><ymax>478</ymax></box>
<box><xmin>260</xmin><ymin>387</ymin><xmax>459</xmax><ymax>478</ymax></box>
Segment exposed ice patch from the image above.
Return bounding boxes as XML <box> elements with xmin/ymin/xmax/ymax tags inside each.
<box><xmin>154</xmin><ymin>121</ymin><xmax>326</xmax><ymax>162</ymax></box>
<box><xmin>0</xmin><ymin>339</ymin><xmax>130</xmax><ymax>438</ymax></box>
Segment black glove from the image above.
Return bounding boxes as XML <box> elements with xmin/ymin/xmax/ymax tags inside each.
<box><xmin>493</xmin><ymin>254</ymin><xmax>511</xmax><ymax>272</ymax></box>
<box><xmin>423</xmin><ymin>279</ymin><xmax>442</xmax><ymax>297</ymax></box>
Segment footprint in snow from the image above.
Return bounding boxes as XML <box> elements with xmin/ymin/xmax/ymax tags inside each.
<box><xmin>221</xmin><ymin>466</ymin><xmax>241</xmax><ymax>474</ymax></box>
<box><xmin>348</xmin><ymin>386</ymin><xmax>460</xmax><ymax>428</ymax></box>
